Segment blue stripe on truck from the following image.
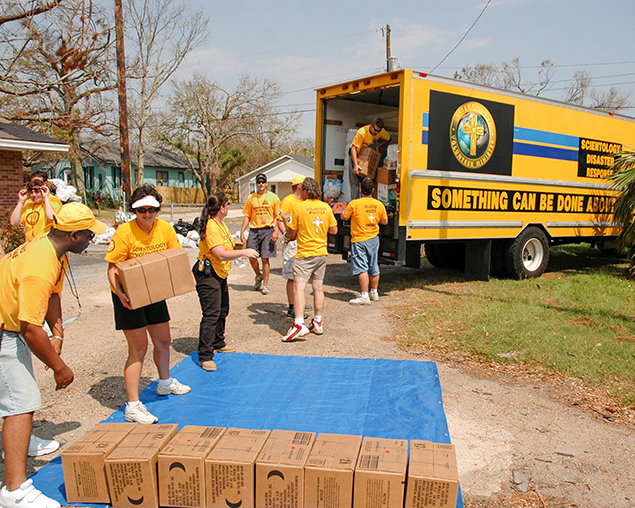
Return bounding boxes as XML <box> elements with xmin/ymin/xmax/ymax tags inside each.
<box><xmin>514</xmin><ymin>142</ymin><xmax>578</xmax><ymax>161</ymax></box>
<box><xmin>514</xmin><ymin>127</ymin><xmax>579</xmax><ymax>148</ymax></box>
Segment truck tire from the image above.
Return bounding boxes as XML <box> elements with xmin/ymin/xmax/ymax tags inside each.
<box><xmin>424</xmin><ymin>243</ymin><xmax>465</xmax><ymax>270</ymax></box>
<box><xmin>504</xmin><ymin>227</ymin><xmax>549</xmax><ymax>279</ymax></box>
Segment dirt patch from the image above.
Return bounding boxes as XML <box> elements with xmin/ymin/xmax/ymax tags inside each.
<box><xmin>1</xmin><ymin>241</ymin><xmax>633</xmax><ymax>507</ymax></box>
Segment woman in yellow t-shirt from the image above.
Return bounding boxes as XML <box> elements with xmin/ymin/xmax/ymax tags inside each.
<box><xmin>105</xmin><ymin>185</ymin><xmax>191</xmax><ymax>424</ymax></box>
<box><xmin>194</xmin><ymin>192</ymin><xmax>258</xmax><ymax>372</ymax></box>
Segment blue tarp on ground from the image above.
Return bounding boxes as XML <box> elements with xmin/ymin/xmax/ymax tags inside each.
<box><xmin>31</xmin><ymin>353</ymin><xmax>463</xmax><ymax>507</ymax></box>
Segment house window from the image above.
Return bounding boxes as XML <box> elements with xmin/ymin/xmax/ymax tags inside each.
<box><xmin>178</xmin><ymin>171</ymin><xmax>185</xmax><ymax>185</ymax></box>
<box><xmin>156</xmin><ymin>171</ymin><xmax>169</xmax><ymax>186</ymax></box>
<box><xmin>83</xmin><ymin>166</ymin><xmax>94</xmax><ymax>189</ymax></box>
<box><xmin>249</xmin><ymin>182</ymin><xmax>256</xmax><ymax>193</ymax></box>
<box><xmin>111</xmin><ymin>166</ymin><xmax>120</xmax><ymax>187</ymax></box>
<box><xmin>97</xmin><ymin>174</ymin><xmax>103</xmax><ymax>189</ymax></box>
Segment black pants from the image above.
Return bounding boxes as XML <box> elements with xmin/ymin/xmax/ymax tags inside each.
<box><xmin>193</xmin><ymin>263</ymin><xmax>229</xmax><ymax>362</ymax></box>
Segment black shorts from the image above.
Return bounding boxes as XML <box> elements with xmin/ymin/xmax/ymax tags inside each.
<box><xmin>246</xmin><ymin>227</ymin><xmax>277</xmax><ymax>258</ymax></box>
<box><xmin>111</xmin><ymin>291</ymin><xmax>170</xmax><ymax>331</ymax></box>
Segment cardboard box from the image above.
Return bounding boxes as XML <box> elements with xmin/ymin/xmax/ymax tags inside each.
<box><xmin>305</xmin><ymin>433</ymin><xmax>362</xmax><ymax>508</ymax></box>
<box><xmin>61</xmin><ymin>423</ymin><xmax>135</xmax><ymax>504</ymax></box>
<box><xmin>404</xmin><ymin>441</ymin><xmax>459</xmax><ymax>508</ymax></box>
<box><xmin>255</xmin><ymin>429</ymin><xmax>316</xmax><ymax>508</ymax></box>
<box><xmin>105</xmin><ymin>423</ymin><xmax>178</xmax><ymax>508</ymax></box>
<box><xmin>376</xmin><ymin>167</ymin><xmax>396</xmax><ymax>185</ymax></box>
<box><xmin>205</xmin><ymin>428</ymin><xmax>271</xmax><ymax>508</ymax></box>
<box><xmin>377</xmin><ymin>183</ymin><xmax>397</xmax><ymax>203</ymax></box>
<box><xmin>353</xmin><ymin>437</ymin><xmax>408</xmax><ymax>508</ymax></box>
<box><xmin>116</xmin><ymin>247</ymin><xmax>196</xmax><ymax>309</ymax></box>
<box><xmin>357</xmin><ymin>147</ymin><xmax>381</xmax><ymax>179</ymax></box>
<box><xmin>157</xmin><ymin>426</ymin><xmax>225</xmax><ymax>508</ymax></box>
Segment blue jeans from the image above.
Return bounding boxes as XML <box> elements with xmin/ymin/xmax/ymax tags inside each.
<box><xmin>351</xmin><ymin>235</ymin><xmax>380</xmax><ymax>276</ymax></box>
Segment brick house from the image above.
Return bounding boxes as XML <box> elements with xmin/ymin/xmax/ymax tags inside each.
<box><xmin>0</xmin><ymin>118</ymin><xmax>69</xmax><ymax>215</ymax></box>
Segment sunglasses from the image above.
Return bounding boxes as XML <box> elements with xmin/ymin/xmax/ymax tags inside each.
<box><xmin>256</xmin><ymin>180</ymin><xmax>267</xmax><ymax>184</ymax></box>
<box><xmin>27</xmin><ymin>185</ymin><xmax>43</xmax><ymax>192</ymax></box>
<box><xmin>135</xmin><ymin>207</ymin><xmax>160</xmax><ymax>214</ymax></box>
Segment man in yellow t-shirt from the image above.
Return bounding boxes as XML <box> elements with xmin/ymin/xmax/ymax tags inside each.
<box><xmin>348</xmin><ymin>117</ymin><xmax>392</xmax><ymax>200</ymax></box>
<box><xmin>240</xmin><ymin>173</ymin><xmax>281</xmax><ymax>296</ymax></box>
<box><xmin>341</xmin><ymin>178</ymin><xmax>388</xmax><ymax>305</ymax></box>
<box><xmin>0</xmin><ymin>203</ymin><xmax>106</xmax><ymax>506</ymax></box>
<box><xmin>282</xmin><ymin>178</ymin><xmax>337</xmax><ymax>342</ymax></box>
<box><xmin>277</xmin><ymin>174</ymin><xmax>305</xmax><ymax>317</ymax></box>
<box><xmin>9</xmin><ymin>171</ymin><xmax>63</xmax><ymax>242</ymax></box>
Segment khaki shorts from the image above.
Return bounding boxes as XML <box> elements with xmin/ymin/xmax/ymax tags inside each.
<box><xmin>282</xmin><ymin>240</ymin><xmax>298</xmax><ymax>280</ymax></box>
<box><xmin>293</xmin><ymin>255</ymin><xmax>327</xmax><ymax>281</ymax></box>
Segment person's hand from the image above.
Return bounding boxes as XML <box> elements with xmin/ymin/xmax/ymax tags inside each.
<box><xmin>117</xmin><ymin>289</ymin><xmax>132</xmax><ymax>310</ymax></box>
<box><xmin>353</xmin><ymin>164</ymin><xmax>362</xmax><ymax>175</ymax></box>
<box><xmin>54</xmin><ymin>363</ymin><xmax>74</xmax><ymax>390</ymax></box>
<box><xmin>271</xmin><ymin>230</ymin><xmax>279</xmax><ymax>243</ymax></box>
<box><xmin>40</xmin><ymin>185</ymin><xmax>50</xmax><ymax>199</ymax></box>
<box><xmin>240</xmin><ymin>232</ymin><xmax>246</xmax><ymax>245</ymax></box>
<box><xmin>243</xmin><ymin>248</ymin><xmax>259</xmax><ymax>259</ymax></box>
<box><xmin>49</xmin><ymin>337</ymin><xmax>62</xmax><ymax>356</ymax></box>
<box><xmin>17</xmin><ymin>188</ymin><xmax>28</xmax><ymax>202</ymax></box>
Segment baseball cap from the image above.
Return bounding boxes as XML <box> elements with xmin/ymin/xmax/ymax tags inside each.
<box><xmin>53</xmin><ymin>202</ymin><xmax>107</xmax><ymax>235</ymax></box>
<box><xmin>291</xmin><ymin>174</ymin><xmax>306</xmax><ymax>186</ymax></box>
<box><xmin>256</xmin><ymin>173</ymin><xmax>267</xmax><ymax>183</ymax></box>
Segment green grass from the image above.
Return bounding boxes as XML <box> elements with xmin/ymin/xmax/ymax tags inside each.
<box><xmin>385</xmin><ymin>245</ymin><xmax>635</xmax><ymax>407</ymax></box>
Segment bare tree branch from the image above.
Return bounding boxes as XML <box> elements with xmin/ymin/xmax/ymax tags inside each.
<box><xmin>0</xmin><ymin>0</ymin><xmax>64</xmax><ymax>26</ymax></box>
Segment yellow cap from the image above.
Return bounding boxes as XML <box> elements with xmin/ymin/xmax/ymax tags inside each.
<box><xmin>53</xmin><ymin>202</ymin><xmax>107</xmax><ymax>235</ymax></box>
<box><xmin>291</xmin><ymin>174</ymin><xmax>306</xmax><ymax>186</ymax></box>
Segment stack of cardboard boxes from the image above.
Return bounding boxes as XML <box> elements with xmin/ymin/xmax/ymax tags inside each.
<box><xmin>62</xmin><ymin>423</ymin><xmax>459</xmax><ymax>508</ymax></box>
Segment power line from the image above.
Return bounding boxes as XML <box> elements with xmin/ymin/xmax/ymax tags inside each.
<box><xmin>430</xmin><ymin>0</ymin><xmax>492</xmax><ymax>73</ymax></box>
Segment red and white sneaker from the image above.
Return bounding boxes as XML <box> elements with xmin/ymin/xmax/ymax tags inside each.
<box><xmin>282</xmin><ymin>323</ymin><xmax>309</xmax><ymax>342</ymax></box>
<box><xmin>308</xmin><ymin>319</ymin><xmax>323</xmax><ymax>335</ymax></box>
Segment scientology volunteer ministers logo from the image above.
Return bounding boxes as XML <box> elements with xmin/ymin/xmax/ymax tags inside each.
<box><xmin>449</xmin><ymin>101</ymin><xmax>497</xmax><ymax>169</ymax></box>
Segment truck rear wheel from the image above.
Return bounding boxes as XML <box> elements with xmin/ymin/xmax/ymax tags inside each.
<box><xmin>504</xmin><ymin>227</ymin><xmax>549</xmax><ymax>279</ymax></box>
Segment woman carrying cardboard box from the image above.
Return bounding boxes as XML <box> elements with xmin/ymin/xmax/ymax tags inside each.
<box><xmin>105</xmin><ymin>185</ymin><xmax>191</xmax><ymax>424</ymax></box>
<box><xmin>194</xmin><ymin>192</ymin><xmax>259</xmax><ymax>372</ymax></box>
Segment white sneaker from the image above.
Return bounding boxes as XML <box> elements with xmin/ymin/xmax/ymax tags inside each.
<box><xmin>282</xmin><ymin>323</ymin><xmax>309</xmax><ymax>342</ymax></box>
<box><xmin>0</xmin><ymin>479</ymin><xmax>60</xmax><ymax>508</ymax></box>
<box><xmin>156</xmin><ymin>378</ymin><xmax>191</xmax><ymax>396</ymax></box>
<box><xmin>308</xmin><ymin>319</ymin><xmax>323</xmax><ymax>335</ymax></box>
<box><xmin>124</xmin><ymin>402</ymin><xmax>158</xmax><ymax>424</ymax></box>
<box><xmin>349</xmin><ymin>295</ymin><xmax>371</xmax><ymax>305</ymax></box>
<box><xmin>28</xmin><ymin>435</ymin><xmax>60</xmax><ymax>457</ymax></box>
<box><xmin>254</xmin><ymin>275</ymin><xmax>263</xmax><ymax>290</ymax></box>
<box><xmin>260</xmin><ymin>284</ymin><xmax>269</xmax><ymax>295</ymax></box>
<box><xmin>369</xmin><ymin>291</ymin><xmax>379</xmax><ymax>301</ymax></box>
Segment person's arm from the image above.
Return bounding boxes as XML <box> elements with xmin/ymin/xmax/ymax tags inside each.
<box><xmin>379</xmin><ymin>217</ymin><xmax>389</xmax><ymax>225</ymax></box>
<box><xmin>45</xmin><ymin>292</ymin><xmax>64</xmax><ymax>357</ymax></box>
<box><xmin>21</xmin><ymin>321</ymin><xmax>73</xmax><ymax>390</ymax></box>
<box><xmin>376</xmin><ymin>131</ymin><xmax>392</xmax><ymax>150</ymax></box>
<box><xmin>350</xmin><ymin>145</ymin><xmax>361</xmax><ymax>175</ymax></box>
<box><xmin>210</xmin><ymin>244</ymin><xmax>259</xmax><ymax>262</ymax></box>
<box><xmin>328</xmin><ymin>225</ymin><xmax>338</xmax><ymax>235</ymax></box>
<box><xmin>286</xmin><ymin>227</ymin><xmax>297</xmax><ymax>241</ymax></box>
<box><xmin>107</xmin><ymin>262</ymin><xmax>132</xmax><ymax>310</ymax></box>
<box><xmin>40</xmin><ymin>186</ymin><xmax>56</xmax><ymax>221</ymax></box>
<box><xmin>240</xmin><ymin>216</ymin><xmax>250</xmax><ymax>245</ymax></box>
<box><xmin>9</xmin><ymin>188</ymin><xmax>28</xmax><ymax>225</ymax></box>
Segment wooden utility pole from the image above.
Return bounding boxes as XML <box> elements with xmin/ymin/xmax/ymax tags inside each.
<box><xmin>114</xmin><ymin>0</ymin><xmax>131</xmax><ymax>206</ymax></box>
<box><xmin>385</xmin><ymin>24</ymin><xmax>391</xmax><ymax>71</ymax></box>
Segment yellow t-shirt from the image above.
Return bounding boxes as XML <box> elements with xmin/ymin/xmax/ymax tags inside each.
<box><xmin>197</xmin><ymin>218</ymin><xmax>233</xmax><ymax>279</ymax></box>
<box><xmin>289</xmin><ymin>199</ymin><xmax>337</xmax><ymax>258</ymax></box>
<box><xmin>278</xmin><ymin>193</ymin><xmax>303</xmax><ymax>226</ymax></box>
<box><xmin>351</xmin><ymin>125</ymin><xmax>391</xmax><ymax>152</ymax></box>
<box><xmin>20</xmin><ymin>196</ymin><xmax>63</xmax><ymax>241</ymax></box>
<box><xmin>341</xmin><ymin>197</ymin><xmax>388</xmax><ymax>243</ymax></box>
<box><xmin>0</xmin><ymin>235</ymin><xmax>65</xmax><ymax>332</ymax></box>
<box><xmin>243</xmin><ymin>191</ymin><xmax>280</xmax><ymax>229</ymax></box>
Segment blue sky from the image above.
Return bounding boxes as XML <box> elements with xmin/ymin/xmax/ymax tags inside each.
<box><xmin>181</xmin><ymin>0</ymin><xmax>635</xmax><ymax>138</ymax></box>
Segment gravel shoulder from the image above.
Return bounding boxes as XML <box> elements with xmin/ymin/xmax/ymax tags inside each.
<box><xmin>1</xmin><ymin>237</ymin><xmax>633</xmax><ymax>507</ymax></box>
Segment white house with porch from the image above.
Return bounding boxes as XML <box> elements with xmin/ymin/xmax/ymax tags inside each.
<box><xmin>237</xmin><ymin>155</ymin><xmax>313</xmax><ymax>203</ymax></box>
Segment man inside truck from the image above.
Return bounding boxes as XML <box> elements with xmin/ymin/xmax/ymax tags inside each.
<box><xmin>341</xmin><ymin>177</ymin><xmax>388</xmax><ymax>305</ymax></box>
<box><xmin>348</xmin><ymin>117</ymin><xmax>392</xmax><ymax>200</ymax></box>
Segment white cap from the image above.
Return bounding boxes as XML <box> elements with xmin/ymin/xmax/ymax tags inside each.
<box><xmin>131</xmin><ymin>195</ymin><xmax>161</xmax><ymax>209</ymax></box>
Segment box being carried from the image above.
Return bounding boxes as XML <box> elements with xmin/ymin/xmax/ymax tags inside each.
<box><xmin>205</xmin><ymin>428</ymin><xmax>271</xmax><ymax>508</ymax></box>
<box><xmin>116</xmin><ymin>247</ymin><xmax>195</xmax><ymax>309</ymax></box>
<box><xmin>404</xmin><ymin>441</ymin><xmax>459</xmax><ymax>508</ymax></box>
<box><xmin>304</xmin><ymin>433</ymin><xmax>362</xmax><ymax>508</ymax></box>
<box><xmin>357</xmin><ymin>147</ymin><xmax>381</xmax><ymax>179</ymax></box>
<box><xmin>61</xmin><ymin>423</ymin><xmax>135</xmax><ymax>504</ymax></box>
<box><xmin>157</xmin><ymin>426</ymin><xmax>226</xmax><ymax>508</ymax></box>
<box><xmin>354</xmin><ymin>437</ymin><xmax>408</xmax><ymax>508</ymax></box>
<box><xmin>255</xmin><ymin>429</ymin><xmax>316</xmax><ymax>508</ymax></box>
<box><xmin>105</xmin><ymin>423</ymin><xmax>178</xmax><ymax>508</ymax></box>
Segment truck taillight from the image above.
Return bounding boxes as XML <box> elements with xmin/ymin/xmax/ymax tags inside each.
<box><xmin>418</xmin><ymin>72</ymin><xmax>428</xmax><ymax>78</ymax></box>
<box><xmin>396</xmin><ymin>181</ymin><xmax>401</xmax><ymax>194</ymax></box>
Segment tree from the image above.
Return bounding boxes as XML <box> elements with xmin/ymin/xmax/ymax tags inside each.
<box><xmin>454</xmin><ymin>58</ymin><xmax>630</xmax><ymax>111</ymax></box>
<box><xmin>158</xmin><ymin>72</ymin><xmax>300</xmax><ymax>198</ymax></box>
<box><xmin>0</xmin><ymin>0</ymin><xmax>116</xmax><ymax>195</ymax></box>
<box><xmin>609</xmin><ymin>151</ymin><xmax>635</xmax><ymax>277</ymax></box>
<box><xmin>125</xmin><ymin>0</ymin><xmax>208</xmax><ymax>185</ymax></box>
<box><xmin>0</xmin><ymin>0</ymin><xmax>63</xmax><ymax>27</ymax></box>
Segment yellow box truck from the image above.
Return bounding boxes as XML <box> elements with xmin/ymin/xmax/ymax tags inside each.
<box><xmin>315</xmin><ymin>69</ymin><xmax>634</xmax><ymax>279</ymax></box>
